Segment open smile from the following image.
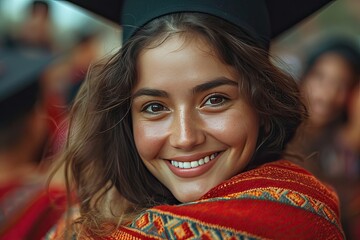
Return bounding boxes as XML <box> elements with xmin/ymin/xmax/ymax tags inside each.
<box><xmin>166</xmin><ymin>151</ymin><xmax>222</xmax><ymax>178</ymax></box>
<box><xmin>170</xmin><ymin>152</ymin><xmax>219</xmax><ymax>169</ymax></box>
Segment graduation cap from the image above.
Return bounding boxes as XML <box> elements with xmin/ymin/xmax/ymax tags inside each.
<box><xmin>0</xmin><ymin>48</ymin><xmax>52</xmax><ymax>127</ymax></box>
<box><xmin>66</xmin><ymin>0</ymin><xmax>334</xmax><ymax>48</ymax></box>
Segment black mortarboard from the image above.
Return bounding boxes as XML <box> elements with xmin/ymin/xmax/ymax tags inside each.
<box><xmin>66</xmin><ymin>0</ymin><xmax>334</xmax><ymax>48</ymax></box>
<box><xmin>0</xmin><ymin>48</ymin><xmax>52</xmax><ymax>127</ymax></box>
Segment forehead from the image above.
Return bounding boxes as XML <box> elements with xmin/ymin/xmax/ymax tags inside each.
<box><xmin>142</xmin><ymin>33</ymin><xmax>217</xmax><ymax>59</ymax></box>
<box><xmin>134</xmin><ymin>34</ymin><xmax>238</xmax><ymax>89</ymax></box>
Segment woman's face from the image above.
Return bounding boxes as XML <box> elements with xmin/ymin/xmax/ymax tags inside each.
<box><xmin>302</xmin><ymin>52</ymin><xmax>355</xmax><ymax>127</ymax></box>
<box><xmin>131</xmin><ymin>35</ymin><xmax>259</xmax><ymax>203</ymax></box>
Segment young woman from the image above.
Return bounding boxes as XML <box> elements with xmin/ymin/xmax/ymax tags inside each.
<box><xmin>48</xmin><ymin>1</ymin><xmax>344</xmax><ymax>239</ymax></box>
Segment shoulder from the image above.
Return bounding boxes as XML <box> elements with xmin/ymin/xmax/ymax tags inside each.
<box><xmin>202</xmin><ymin>159</ymin><xmax>341</xmax><ymax>222</ymax></box>
<box><xmin>203</xmin><ymin>159</ymin><xmax>339</xmax><ymax>205</ymax></box>
<box><xmin>121</xmin><ymin>160</ymin><xmax>344</xmax><ymax>239</ymax></box>
<box><xmin>43</xmin><ymin>206</ymin><xmax>80</xmax><ymax>240</ymax></box>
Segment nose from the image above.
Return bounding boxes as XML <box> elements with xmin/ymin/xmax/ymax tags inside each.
<box><xmin>169</xmin><ymin>108</ymin><xmax>205</xmax><ymax>150</ymax></box>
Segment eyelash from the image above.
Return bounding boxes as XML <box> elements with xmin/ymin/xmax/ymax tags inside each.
<box><xmin>202</xmin><ymin>94</ymin><xmax>229</xmax><ymax>107</ymax></box>
<box><xmin>140</xmin><ymin>94</ymin><xmax>229</xmax><ymax>114</ymax></box>
<box><xmin>141</xmin><ymin>102</ymin><xmax>169</xmax><ymax>114</ymax></box>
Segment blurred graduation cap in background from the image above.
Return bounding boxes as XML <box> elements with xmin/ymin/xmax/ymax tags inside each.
<box><xmin>65</xmin><ymin>0</ymin><xmax>334</xmax><ymax>49</ymax></box>
<box><xmin>0</xmin><ymin>48</ymin><xmax>52</xmax><ymax>127</ymax></box>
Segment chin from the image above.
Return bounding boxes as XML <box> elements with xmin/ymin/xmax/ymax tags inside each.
<box><xmin>172</xmin><ymin>186</ymin><xmax>211</xmax><ymax>203</ymax></box>
<box><xmin>175</xmin><ymin>193</ymin><xmax>203</xmax><ymax>203</ymax></box>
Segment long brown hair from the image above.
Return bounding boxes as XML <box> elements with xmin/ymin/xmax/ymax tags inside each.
<box><xmin>62</xmin><ymin>12</ymin><xmax>306</xmax><ymax>236</ymax></box>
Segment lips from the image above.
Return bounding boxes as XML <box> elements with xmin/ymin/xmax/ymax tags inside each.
<box><xmin>166</xmin><ymin>151</ymin><xmax>221</xmax><ymax>178</ymax></box>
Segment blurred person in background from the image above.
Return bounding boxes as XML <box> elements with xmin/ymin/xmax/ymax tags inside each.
<box><xmin>4</xmin><ymin>0</ymin><xmax>55</xmax><ymax>52</ymax></box>
<box><xmin>44</xmin><ymin>28</ymin><xmax>101</xmax><ymax>155</ymax></box>
<box><xmin>0</xmin><ymin>47</ymin><xmax>66</xmax><ymax>239</ymax></box>
<box><xmin>63</xmin><ymin>29</ymin><xmax>101</xmax><ymax>106</ymax></box>
<box><xmin>1</xmin><ymin>0</ymin><xmax>95</xmax><ymax>153</ymax></box>
<box><xmin>288</xmin><ymin>38</ymin><xmax>360</xmax><ymax>239</ymax></box>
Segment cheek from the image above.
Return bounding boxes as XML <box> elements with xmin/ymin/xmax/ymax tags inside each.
<box><xmin>202</xmin><ymin>109</ymin><xmax>259</xmax><ymax>146</ymax></box>
<box><xmin>133</xmin><ymin>120</ymin><xmax>169</xmax><ymax>161</ymax></box>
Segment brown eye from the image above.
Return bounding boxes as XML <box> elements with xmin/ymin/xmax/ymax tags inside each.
<box><xmin>143</xmin><ymin>103</ymin><xmax>168</xmax><ymax>114</ymax></box>
<box><xmin>204</xmin><ymin>95</ymin><xmax>228</xmax><ymax>106</ymax></box>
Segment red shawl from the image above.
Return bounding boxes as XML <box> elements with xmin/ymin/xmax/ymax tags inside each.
<box><xmin>46</xmin><ymin>160</ymin><xmax>344</xmax><ymax>239</ymax></box>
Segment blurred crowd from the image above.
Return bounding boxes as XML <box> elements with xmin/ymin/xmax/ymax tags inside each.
<box><xmin>0</xmin><ymin>1</ymin><xmax>108</xmax><ymax>239</ymax></box>
<box><xmin>0</xmin><ymin>0</ymin><xmax>359</xmax><ymax>239</ymax></box>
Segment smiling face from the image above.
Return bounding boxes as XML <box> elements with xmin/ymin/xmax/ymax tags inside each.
<box><xmin>131</xmin><ymin>35</ymin><xmax>259</xmax><ymax>203</ymax></box>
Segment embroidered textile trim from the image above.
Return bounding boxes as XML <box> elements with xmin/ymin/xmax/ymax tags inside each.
<box><xmin>124</xmin><ymin>186</ymin><xmax>340</xmax><ymax>240</ymax></box>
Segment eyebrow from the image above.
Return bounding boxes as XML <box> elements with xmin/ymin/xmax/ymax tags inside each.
<box><xmin>193</xmin><ymin>77</ymin><xmax>238</xmax><ymax>94</ymax></box>
<box><xmin>132</xmin><ymin>77</ymin><xmax>238</xmax><ymax>99</ymax></box>
<box><xmin>132</xmin><ymin>88</ymin><xmax>169</xmax><ymax>99</ymax></box>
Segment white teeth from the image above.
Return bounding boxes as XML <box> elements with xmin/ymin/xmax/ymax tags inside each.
<box><xmin>170</xmin><ymin>152</ymin><xmax>219</xmax><ymax>169</ymax></box>
<box><xmin>190</xmin><ymin>161</ymin><xmax>199</xmax><ymax>168</ymax></box>
<box><xmin>183</xmin><ymin>162</ymin><xmax>191</xmax><ymax>169</ymax></box>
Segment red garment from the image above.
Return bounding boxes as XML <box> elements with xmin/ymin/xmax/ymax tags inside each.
<box><xmin>0</xmin><ymin>181</ymin><xmax>66</xmax><ymax>240</ymax></box>
<box><xmin>46</xmin><ymin>160</ymin><xmax>344</xmax><ymax>239</ymax></box>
